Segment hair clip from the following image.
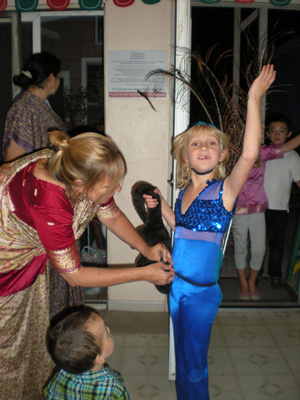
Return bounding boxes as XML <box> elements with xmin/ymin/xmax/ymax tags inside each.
<box><xmin>21</xmin><ymin>70</ymin><xmax>33</xmax><ymax>80</ymax></box>
<box><xmin>194</xmin><ymin>121</ymin><xmax>217</xmax><ymax>129</ymax></box>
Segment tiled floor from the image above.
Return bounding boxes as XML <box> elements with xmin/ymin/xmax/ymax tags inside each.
<box><xmin>95</xmin><ymin>309</ymin><xmax>300</xmax><ymax>400</ymax></box>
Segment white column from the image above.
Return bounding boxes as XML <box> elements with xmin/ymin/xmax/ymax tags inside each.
<box><xmin>11</xmin><ymin>11</ymin><xmax>21</xmax><ymax>99</ymax></box>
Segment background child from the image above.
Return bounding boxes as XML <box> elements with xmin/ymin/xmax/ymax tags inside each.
<box><xmin>44</xmin><ymin>308</ymin><xmax>130</xmax><ymax>400</ymax></box>
<box><xmin>144</xmin><ymin>65</ymin><xmax>276</xmax><ymax>400</ymax></box>
<box><xmin>232</xmin><ymin>128</ymin><xmax>300</xmax><ymax>300</ymax></box>
<box><xmin>264</xmin><ymin>112</ymin><xmax>300</xmax><ymax>288</ymax></box>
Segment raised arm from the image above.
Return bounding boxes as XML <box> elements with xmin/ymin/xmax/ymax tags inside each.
<box><xmin>223</xmin><ymin>65</ymin><xmax>276</xmax><ymax>211</ymax></box>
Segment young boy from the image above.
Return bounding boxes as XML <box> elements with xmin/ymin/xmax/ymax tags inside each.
<box><xmin>44</xmin><ymin>308</ymin><xmax>130</xmax><ymax>399</ymax></box>
<box><xmin>264</xmin><ymin>112</ymin><xmax>300</xmax><ymax>288</ymax></box>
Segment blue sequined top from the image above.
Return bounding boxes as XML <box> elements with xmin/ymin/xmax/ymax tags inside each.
<box><xmin>172</xmin><ymin>179</ymin><xmax>234</xmax><ymax>285</ymax></box>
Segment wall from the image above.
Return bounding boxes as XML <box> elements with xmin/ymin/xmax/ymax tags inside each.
<box><xmin>104</xmin><ymin>0</ymin><xmax>175</xmax><ymax>311</ymax></box>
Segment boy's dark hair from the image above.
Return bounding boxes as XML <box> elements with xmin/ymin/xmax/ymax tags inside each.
<box><xmin>266</xmin><ymin>112</ymin><xmax>292</xmax><ymax>132</ymax></box>
<box><xmin>47</xmin><ymin>310</ymin><xmax>102</xmax><ymax>374</ymax></box>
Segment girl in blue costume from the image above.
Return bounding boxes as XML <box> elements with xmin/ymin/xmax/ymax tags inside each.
<box><xmin>144</xmin><ymin>65</ymin><xmax>276</xmax><ymax>399</ymax></box>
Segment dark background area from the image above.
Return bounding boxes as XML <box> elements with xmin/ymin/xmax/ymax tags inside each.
<box><xmin>191</xmin><ymin>7</ymin><xmax>300</xmax><ymax>135</ymax></box>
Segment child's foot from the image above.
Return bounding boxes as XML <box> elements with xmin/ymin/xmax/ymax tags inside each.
<box><xmin>239</xmin><ymin>286</ymin><xmax>250</xmax><ymax>300</ymax></box>
<box><xmin>249</xmin><ymin>289</ymin><xmax>261</xmax><ymax>301</ymax></box>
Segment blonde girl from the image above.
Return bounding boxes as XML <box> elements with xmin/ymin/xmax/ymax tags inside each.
<box><xmin>144</xmin><ymin>65</ymin><xmax>276</xmax><ymax>400</ymax></box>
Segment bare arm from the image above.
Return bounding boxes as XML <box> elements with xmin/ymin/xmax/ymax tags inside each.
<box><xmin>60</xmin><ymin>206</ymin><xmax>176</xmax><ymax>287</ymax></box>
<box><xmin>60</xmin><ymin>261</ymin><xmax>174</xmax><ymax>288</ymax></box>
<box><xmin>5</xmin><ymin>139</ymin><xmax>26</xmax><ymax>161</ymax></box>
<box><xmin>282</xmin><ymin>134</ymin><xmax>300</xmax><ymax>153</ymax></box>
<box><xmin>223</xmin><ymin>65</ymin><xmax>276</xmax><ymax>211</ymax></box>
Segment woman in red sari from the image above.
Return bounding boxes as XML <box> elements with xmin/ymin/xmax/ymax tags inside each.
<box><xmin>0</xmin><ymin>130</ymin><xmax>174</xmax><ymax>400</ymax></box>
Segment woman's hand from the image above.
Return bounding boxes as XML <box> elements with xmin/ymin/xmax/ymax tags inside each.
<box><xmin>144</xmin><ymin>243</ymin><xmax>173</xmax><ymax>265</ymax></box>
<box><xmin>145</xmin><ymin>261</ymin><xmax>175</xmax><ymax>286</ymax></box>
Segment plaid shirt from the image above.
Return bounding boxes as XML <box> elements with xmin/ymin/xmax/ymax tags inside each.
<box><xmin>43</xmin><ymin>366</ymin><xmax>130</xmax><ymax>399</ymax></box>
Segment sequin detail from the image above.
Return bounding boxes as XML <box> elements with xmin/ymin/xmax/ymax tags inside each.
<box><xmin>175</xmin><ymin>180</ymin><xmax>234</xmax><ymax>234</ymax></box>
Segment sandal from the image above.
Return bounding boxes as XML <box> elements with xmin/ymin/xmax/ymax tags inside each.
<box><xmin>250</xmin><ymin>291</ymin><xmax>261</xmax><ymax>301</ymax></box>
<box><xmin>239</xmin><ymin>291</ymin><xmax>250</xmax><ymax>301</ymax></box>
<box><xmin>271</xmin><ymin>277</ymin><xmax>283</xmax><ymax>289</ymax></box>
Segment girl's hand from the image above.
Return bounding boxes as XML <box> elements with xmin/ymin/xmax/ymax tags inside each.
<box><xmin>144</xmin><ymin>243</ymin><xmax>173</xmax><ymax>265</ymax></box>
<box><xmin>145</xmin><ymin>261</ymin><xmax>175</xmax><ymax>286</ymax></box>
<box><xmin>143</xmin><ymin>188</ymin><xmax>162</xmax><ymax>209</ymax></box>
<box><xmin>248</xmin><ymin>64</ymin><xmax>276</xmax><ymax>101</ymax></box>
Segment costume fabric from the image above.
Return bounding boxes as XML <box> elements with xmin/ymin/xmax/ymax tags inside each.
<box><xmin>0</xmin><ymin>151</ymin><xmax>119</xmax><ymax>400</ymax></box>
<box><xmin>170</xmin><ymin>179</ymin><xmax>234</xmax><ymax>400</ymax></box>
<box><xmin>3</xmin><ymin>90</ymin><xmax>66</xmax><ymax>156</ymax></box>
<box><xmin>43</xmin><ymin>366</ymin><xmax>130</xmax><ymax>400</ymax></box>
<box><xmin>232</xmin><ymin>144</ymin><xmax>283</xmax><ymax>270</ymax></box>
<box><xmin>264</xmin><ymin>150</ymin><xmax>300</xmax><ymax>278</ymax></box>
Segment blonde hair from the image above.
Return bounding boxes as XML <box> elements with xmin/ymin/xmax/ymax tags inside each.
<box><xmin>46</xmin><ymin>130</ymin><xmax>127</xmax><ymax>201</ymax></box>
<box><xmin>172</xmin><ymin>123</ymin><xmax>229</xmax><ymax>189</ymax></box>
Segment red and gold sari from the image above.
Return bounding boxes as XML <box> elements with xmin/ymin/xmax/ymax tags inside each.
<box><xmin>0</xmin><ymin>150</ymin><xmax>118</xmax><ymax>400</ymax></box>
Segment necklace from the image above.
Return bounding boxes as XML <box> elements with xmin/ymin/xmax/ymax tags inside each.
<box><xmin>191</xmin><ymin>167</ymin><xmax>214</xmax><ymax>176</ymax></box>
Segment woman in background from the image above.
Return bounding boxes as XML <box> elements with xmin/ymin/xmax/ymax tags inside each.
<box><xmin>3</xmin><ymin>51</ymin><xmax>65</xmax><ymax>161</ymax></box>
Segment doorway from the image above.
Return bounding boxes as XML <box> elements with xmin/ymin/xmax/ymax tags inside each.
<box><xmin>190</xmin><ymin>5</ymin><xmax>300</xmax><ymax>307</ymax></box>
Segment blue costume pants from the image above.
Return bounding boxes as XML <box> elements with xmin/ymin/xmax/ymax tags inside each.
<box><xmin>169</xmin><ymin>277</ymin><xmax>222</xmax><ymax>400</ymax></box>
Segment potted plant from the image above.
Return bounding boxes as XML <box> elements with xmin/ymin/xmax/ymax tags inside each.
<box><xmin>63</xmin><ymin>86</ymin><xmax>88</xmax><ymax>128</ymax></box>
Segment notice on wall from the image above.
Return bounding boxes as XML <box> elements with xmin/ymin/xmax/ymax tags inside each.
<box><xmin>108</xmin><ymin>50</ymin><xmax>168</xmax><ymax>98</ymax></box>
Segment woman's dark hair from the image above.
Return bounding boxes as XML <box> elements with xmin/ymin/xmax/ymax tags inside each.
<box><xmin>13</xmin><ymin>51</ymin><xmax>61</xmax><ymax>89</ymax></box>
<box><xmin>47</xmin><ymin>310</ymin><xmax>102</xmax><ymax>374</ymax></box>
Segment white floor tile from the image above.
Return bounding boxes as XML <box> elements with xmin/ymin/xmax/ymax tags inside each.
<box><xmin>108</xmin><ymin>345</ymin><xmax>123</xmax><ymax>371</ymax></box>
<box><xmin>124</xmin><ymin>334</ymin><xmax>168</xmax><ymax>348</ymax></box>
<box><xmin>229</xmin><ymin>346</ymin><xmax>291</xmax><ymax>375</ymax></box>
<box><xmin>122</xmin><ymin>374</ymin><xmax>176</xmax><ymax>400</ymax></box>
<box><xmin>238</xmin><ymin>373</ymin><xmax>300</xmax><ymax>400</ymax></box>
<box><xmin>208</xmin><ymin>347</ymin><xmax>235</xmax><ymax>375</ymax></box>
<box><xmin>221</xmin><ymin>324</ymin><xmax>277</xmax><ymax>348</ymax></box>
<box><xmin>112</xmin><ymin>333</ymin><xmax>125</xmax><ymax>347</ymax></box>
<box><xmin>210</xmin><ymin>324</ymin><xmax>227</xmax><ymax>348</ymax></box>
<box><xmin>279</xmin><ymin>345</ymin><xmax>300</xmax><ymax>373</ymax></box>
<box><xmin>103</xmin><ymin>310</ymin><xmax>300</xmax><ymax>400</ymax></box>
<box><xmin>120</xmin><ymin>346</ymin><xmax>169</xmax><ymax>376</ymax></box>
<box><xmin>148</xmin><ymin>374</ymin><xmax>177</xmax><ymax>399</ymax></box>
<box><xmin>209</xmin><ymin>374</ymin><xmax>244</xmax><ymax>400</ymax></box>
<box><xmin>262</xmin><ymin>311</ymin><xmax>300</xmax><ymax>326</ymax></box>
<box><xmin>217</xmin><ymin>312</ymin><xmax>265</xmax><ymax>326</ymax></box>
<box><xmin>267</xmin><ymin>324</ymin><xmax>300</xmax><ymax>347</ymax></box>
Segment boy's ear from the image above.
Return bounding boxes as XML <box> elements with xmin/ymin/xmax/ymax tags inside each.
<box><xmin>266</xmin><ymin>131</ymin><xmax>270</xmax><ymax>138</ymax></box>
<box><xmin>287</xmin><ymin>131</ymin><xmax>292</xmax><ymax>139</ymax></box>
<box><xmin>94</xmin><ymin>354</ymin><xmax>105</xmax><ymax>367</ymax></box>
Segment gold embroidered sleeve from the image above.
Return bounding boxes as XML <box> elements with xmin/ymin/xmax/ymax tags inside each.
<box><xmin>96</xmin><ymin>197</ymin><xmax>119</xmax><ymax>219</ymax></box>
<box><xmin>47</xmin><ymin>242</ymin><xmax>81</xmax><ymax>273</ymax></box>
